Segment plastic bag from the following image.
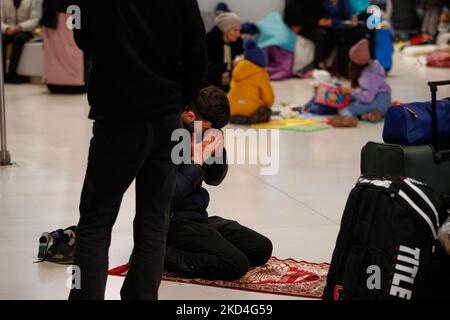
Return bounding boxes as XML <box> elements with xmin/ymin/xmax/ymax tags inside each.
<box><xmin>438</xmin><ymin>216</ymin><xmax>450</xmax><ymax>255</ymax></box>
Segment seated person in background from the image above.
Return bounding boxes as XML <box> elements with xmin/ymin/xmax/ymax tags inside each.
<box><xmin>165</xmin><ymin>86</ymin><xmax>273</xmax><ymax>281</ymax></box>
<box><xmin>322</xmin><ymin>0</ymin><xmax>352</xmax><ymax>29</ymax></box>
<box><xmin>436</xmin><ymin>11</ymin><xmax>450</xmax><ymax>46</ymax></box>
<box><xmin>228</xmin><ymin>39</ymin><xmax>275</xmax><ymax>125</ymax></box>
<box><xmin>206</xmin><ymin>12</ymin><xmax>244</xmax><ymax>92</ymax></box>
<box><xmin>40</xmin><ymin>0</ymin><xmax>87</xmax><ymax>94</ymax></box>
<box><xmin>331</xmin><ymin>39</ymin><xmax>392</xmax><ymax>127</ymax></box>
<box><xmin>421</xmin><ymin>0</ymin><xmax>446</xmax><ymax>37</ymax></box>
<box><xmin>1</xmin><ymin>0</ymin><xmax>40</xmax><ymax>84</ymax></box>
<box><xmin>284</xmin><ymin>0</ymin><xmax>335</xmax><ymax>69</ymax></box>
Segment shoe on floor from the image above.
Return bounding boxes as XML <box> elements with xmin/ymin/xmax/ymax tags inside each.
<box><xmin>5</xmin><ymin>74</ymin><xmax>30</xmax><ymax>84</ymax></box>
<box><xmin>330</xmin><ymin>116</ymin><xmax>359</xmax><ymax>128</ymax></box>
<box><xmin>361</xmin><ymin>111</ymin><xmax>383</xmax><ymax>123</ymax></box>
<box><xmin>230</xmin><ymin>115</ymin><xmax>249</xmax><ymax>125</ymax></box>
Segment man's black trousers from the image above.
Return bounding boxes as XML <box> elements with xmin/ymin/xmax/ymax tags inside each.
<box><xmin>165</xmin><ymin>217</ymin><xmax>273</xmax><ymax>281</ymax></box>
<box><xmin>69</xmin><ymin>114</ymin><xmax>181</xmax><ymax>300</ymax></box>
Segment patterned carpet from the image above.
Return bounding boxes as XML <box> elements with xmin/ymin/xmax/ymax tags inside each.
<box><xmin>109</xmin><ymin>257</ymin><xmax>329</xmax><ymax>299</ymax></box>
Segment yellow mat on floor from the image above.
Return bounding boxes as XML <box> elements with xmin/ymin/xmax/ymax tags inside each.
<box><xmin>251</xmin><ymin>118</ymin><xmax>325</xmax><ymax>130</ymax></box>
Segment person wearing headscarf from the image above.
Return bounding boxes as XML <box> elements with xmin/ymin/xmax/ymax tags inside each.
<box><xmin>1</xmin><ymin>0</ymin><xmax>40</xmax><ymax>83</ymax></box>
<box><xmin>206</xmin><ymin>12</ymin><xmax>244</xmax><ymax>91</ymax></box>
<box><xmin>40</xmin><ymin>0</ymin><xmax>86</xmax><ymax>94</ymax></box>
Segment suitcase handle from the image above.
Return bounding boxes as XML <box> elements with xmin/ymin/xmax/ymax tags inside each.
<box><xmin>428</xmin><ymin>81</ymin><xmax>450</xmax><ymax>160</ymax></box>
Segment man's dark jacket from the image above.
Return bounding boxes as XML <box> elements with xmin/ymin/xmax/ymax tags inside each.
<box><xmin>171</xmin><ymin>150</ymin><xmax>228</xmax><ymax>223</ymax></box>
<box><xmin>73</xmin><ymin>0</ymin><xmax>207</xmax><ymax>122</ymax></box>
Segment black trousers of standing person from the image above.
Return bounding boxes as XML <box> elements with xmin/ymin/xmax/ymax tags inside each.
<box><xmin>298</xmin><ymin>27</ymin><xmax>334</xmax><ymax>69</ymax></box>
<box><xmin>69</xmin><ymin>113</ymin><xmax>182</xmax><ymax>300</ymax></box>
<box><xmin>2</xmin><ymin>32</ymin><xmax>33</xmax><ymax>77</ymax></box>
<box><xmin>165</xmin><ymin>217</ymin><xmax>273</xmax><ymax>281</ymax></box>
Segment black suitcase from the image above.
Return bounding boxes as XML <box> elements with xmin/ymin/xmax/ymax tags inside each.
<box><xmin>361</xmin><ymin>81</ymin><xmax>450</xmax><ymax>198</ymax></box>
<box><xmin>323</xmin><ymin>176</ymin><xmax>445</xmax><ymax>300</ymax></box>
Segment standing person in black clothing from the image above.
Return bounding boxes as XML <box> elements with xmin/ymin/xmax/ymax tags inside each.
<box><xmin>389</xmin><ymin>0</ymin><xmax>421</xmax><ymax>36</ymax></box>
<box><xmin>284</xmin><ymin>0</ymin><xmax>334</xmax><ymax>69</ymax></box>
<box><xmin>165</xmin><ymin>86</ymin><xmax>273</xmax><ymax>281</ymax></box>
<box><xmin>206</xmin><ymin>12</ymin><xmax>244</xmax><ymax>92</ymax></box>
<box><xmin>69</xmin><ymin>0</ymin><xmax>207</xmax><ymax>300</ymax></box>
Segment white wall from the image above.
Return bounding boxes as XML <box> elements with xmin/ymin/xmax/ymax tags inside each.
<box><xmin>197</xmin><ymin>0</ymin><xmax>285</xmax><ymax>22</ymax></box>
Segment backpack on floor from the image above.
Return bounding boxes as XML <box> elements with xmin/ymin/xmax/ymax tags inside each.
<box><xmin>323</xmin><ymin>175</ymin><xmax>446</xmax><ymax>300</ymax></box>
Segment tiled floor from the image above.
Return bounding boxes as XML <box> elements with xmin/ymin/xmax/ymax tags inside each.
<box><xmin>1</xmin><ymin>52</ymin><xmax>449</xmax><ymax>300</ymax></box>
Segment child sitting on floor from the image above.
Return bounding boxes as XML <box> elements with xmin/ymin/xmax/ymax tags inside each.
<box><xmin>309</xmin><ymin>39</ymin><xmax>392</xmax><ymax>127</ymax></box>
<box><xmin>336</xmin><ymin>39</ymin><xmax>392</xmax><ymax>126</ymax></box>
<box><xmin>228</xmin><ymin>39</ymin><xmax>275</xmax><ymax>125</ymax></box>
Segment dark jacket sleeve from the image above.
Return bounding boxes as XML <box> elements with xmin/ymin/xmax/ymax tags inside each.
<box><xmin>205</xmin><ymin>27</ymin><xmax>226</xmax><ymax>87</ymax></box>
<box><xmin>284</xmin><ymin>0</ymin><xmax>302</xmax><ymax>27</ymax></box>
<box><xmin>232</xmin><ymin>37</ymin><xmax>244</xmax><ymax>59</ymax></box>
<box><xmin>172</xmin><ymin>149</ymin><xmax>228</xmax><ymax>206</ymax></box>
<box><xmin>284</xmin><ymin>0</ymin><xmax>324</xmax><ymax>29</ymax></box>
<box><xmin>172</xmin><ymin>164</ymin><xmax>206</xmax><ymax>209</ymax></box>
<box><xmin>203</xmin><ymin>149</ymin><xmax>228</xmax><ymax>186</ymax></box>
<box><xmin>182</xmin><ymin>0</ymin><xmax>207</xmax><ymax>104</ymax></box>
<box><xmin>72</xmin><ymin>0</ymin><xmax>91</xmax><ymax>55</ymax></box>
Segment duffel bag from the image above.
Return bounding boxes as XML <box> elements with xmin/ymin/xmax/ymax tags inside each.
<box><xmin>383</xmin><ymin>99</ymin><xmax>450</xmax><ymax>146</ymax></box>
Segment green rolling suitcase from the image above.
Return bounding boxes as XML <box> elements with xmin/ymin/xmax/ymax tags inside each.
<box><xmin>361</xmin><ymin>81</ymin><xmax>450</xmax><ymax>197</ymax></box>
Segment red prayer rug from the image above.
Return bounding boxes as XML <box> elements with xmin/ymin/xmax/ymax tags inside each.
<box><xmin>109</xmin><ymin>257</ymin><xmax>329</xmax><ymax>299</ymax></box>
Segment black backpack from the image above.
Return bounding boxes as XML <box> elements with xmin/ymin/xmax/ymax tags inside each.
<box><xmin>323</xmin><ymin>175</ymin><xmax>447</xmax><ymax>300</ymax></box>
<box><xmin>36</xmin><ymin>226</ymin><xmax>76</xmax><ymax>264</ymax></box>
